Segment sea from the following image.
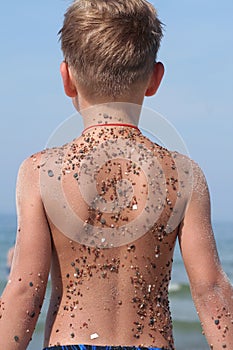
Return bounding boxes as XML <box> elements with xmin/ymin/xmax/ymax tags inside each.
<box><xmin>0</xmin><ymin>213</ymin><xmax>232</xmax><ymax>350</ymax></box>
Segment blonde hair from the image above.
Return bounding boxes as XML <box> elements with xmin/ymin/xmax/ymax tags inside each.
<box><xmin>59</xmin><ymin>0</ymin><xmax>163</xmax><ymax>98</ymax></box>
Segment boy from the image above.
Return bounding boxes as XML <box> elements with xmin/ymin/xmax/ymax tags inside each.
<box><xmin>0</xmin><ymin>0</ymin><xmax>232</xmax><ymax>349</ymax></box>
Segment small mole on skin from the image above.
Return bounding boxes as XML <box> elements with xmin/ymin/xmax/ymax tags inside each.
<box><xmin>14</xmin><ymin>335</ymin><xmax>19</xmax><ymax>342</ymax></box>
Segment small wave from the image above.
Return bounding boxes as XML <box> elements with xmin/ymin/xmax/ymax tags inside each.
<box><xmin>169</xmin><ymin>282</ymin><xmax>191</xmax><ymax>298</ymax></box>
<box><xmin>169</xmin><ymin>283</ymin><xmax>181</xmax><ymax>292</ymax></box>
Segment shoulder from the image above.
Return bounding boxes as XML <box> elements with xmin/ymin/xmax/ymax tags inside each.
<box><xmin>17</xmin><ymin>151</ymin><xmax>45</xmax><ymax>184</ymax></box>
<box><xmin>17</xmin><ymin>146</ymin><xmax>65</xmax><ymax>179</ymax></box>
<box><xmin>191</xmin><ymin>160</ymin><xmax>209</xmax><ymax>193</ymax></box>
<box><xmin>169</xmin><ymin>152</ymin><xmax>210</xmax><ymax>207</ymax></box>
<box><xmin>171</xmin><ymin>151</ymin><xmax>207</xmax><ymax>185</ymax></box>
<box><xmin>16</xmin><ymin>150</ymin><xmax>51</xmax><ymax>203</ymax></box>
<box><xmin>173</xmin><ymin>156</ymin><xmax>211</xmax><ymax>220</ymax></box>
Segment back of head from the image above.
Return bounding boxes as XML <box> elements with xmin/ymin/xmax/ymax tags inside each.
<box><xmin>59</xmin><ymin>0</ymin><xmax>163</xmax><ymax>99</ymax></box>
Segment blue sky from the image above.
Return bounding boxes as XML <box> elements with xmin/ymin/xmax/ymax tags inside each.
<box><xmin>0</xmin><ymin>0</ymin><xmax>232</xmax><ymax>222</ymax></box>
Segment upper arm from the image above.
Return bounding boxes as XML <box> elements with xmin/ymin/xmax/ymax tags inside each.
<box><xmin>178</xmin><ymin>162</ymin><xmax>223</xmax><ymax>292</ymax></box>
<box><xmin>0</xmin><ymin>156</ymin><xmax>52</xmax><ymax>346</ymax></box>
<box><xmin>9</xmin><ymin>154</ymin><xmax>52</xmax><ymax>292</ymax></box>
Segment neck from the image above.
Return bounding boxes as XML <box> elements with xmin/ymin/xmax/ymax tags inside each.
<box><xmin>78</xmin><ymin>102</ymin><xmax>142</xmax><ymax>129</ymax></box>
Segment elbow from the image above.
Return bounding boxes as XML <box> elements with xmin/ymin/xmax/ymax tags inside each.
<box><xmin>3</xmin><ymin>279</ymin><xmax>44</xmax><ymax>314</ymax></box>
<box><xmin>191</xmin><ymin>273</ymin><xmax>232</xmax><ymax>305</ymax></box>
<box><xmin>192</xmin><ymin>282</ymin><xmax>221</xmax><ymax>302</ymax></box>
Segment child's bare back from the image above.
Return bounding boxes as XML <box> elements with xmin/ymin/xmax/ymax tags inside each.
<box><xmin>40</xmin><ymin>121</ymin><xmax>190</xmax><ymax>349</ymax></box>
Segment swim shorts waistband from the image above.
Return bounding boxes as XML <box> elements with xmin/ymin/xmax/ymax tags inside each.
<box><xmin>43</xmin><ymin>345</ymin><xmax>167</xmax><ymax>350</ymax></box>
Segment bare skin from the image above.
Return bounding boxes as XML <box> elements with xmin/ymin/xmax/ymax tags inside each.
<box><xmin>42</xmin><ymin>125</ymin><xmax>186</xmax><ymax>349</ymax></box>
<box><xmin>0</xmin><ymin>64</ymin><xmax>232</xmax><ymax>350</ymax></box>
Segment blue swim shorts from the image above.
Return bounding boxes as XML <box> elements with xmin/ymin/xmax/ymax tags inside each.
<box><xmin>43</xmin><ymin>345</ymin><xmax>167</xmax><ymax>350</ymax></box>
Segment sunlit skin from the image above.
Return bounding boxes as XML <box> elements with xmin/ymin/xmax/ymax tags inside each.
<box><xmin>0</xmin><ymin>62</ymin><xmax>233</xmax><ymax>350</ymax></box>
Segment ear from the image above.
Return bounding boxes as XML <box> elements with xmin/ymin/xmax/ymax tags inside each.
<box><xmin>145</xmin><ymin>62</ymin><xmax>165</xmax><ymax>97</ymax></box>
<box><xmin>60</xmin><ymin>61</ymin><xmax>78</xmax><ymax>98</ymax></box>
